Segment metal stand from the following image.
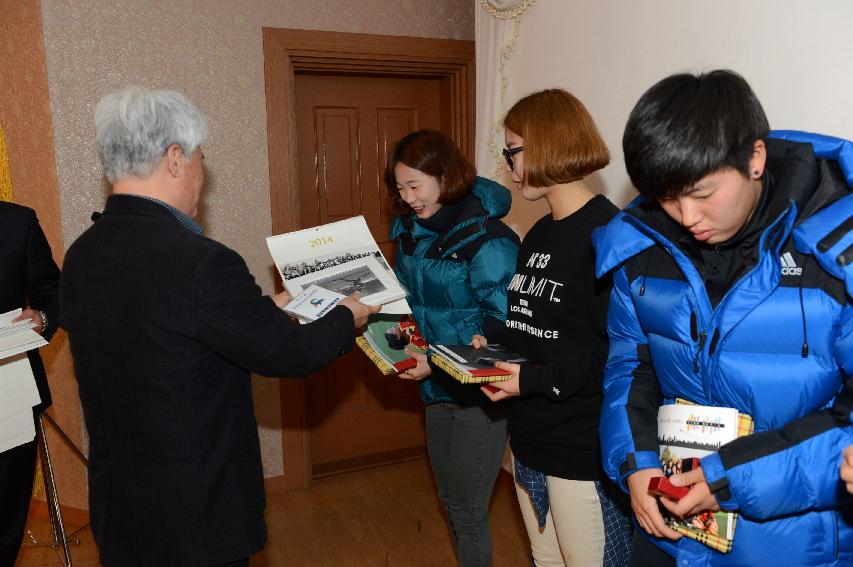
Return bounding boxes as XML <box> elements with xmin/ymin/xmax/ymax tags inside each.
<box><xmin>24</xmin><ymin>412</ymin><xmax>89</xmax><ymax>567</ymax></box>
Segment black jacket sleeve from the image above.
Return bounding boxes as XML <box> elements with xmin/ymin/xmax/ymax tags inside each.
<box><xmin>193</xmin><ymin>245</ymin><xmax>356</xmax><ymax>378</ymax></box>
<box><xmin>24</xmin><ymin>210</ymin><xmax>61</xmax><ymax>340</ymax></box>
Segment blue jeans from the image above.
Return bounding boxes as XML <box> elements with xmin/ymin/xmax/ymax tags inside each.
<box><xmin>426</xmin><ymin>402</ymin><xmax>508</xmax><ymax>567</ymax></box>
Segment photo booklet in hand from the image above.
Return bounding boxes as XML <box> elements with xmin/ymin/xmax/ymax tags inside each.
<box><xmin>267</xmin><ymin>216</ymin><xmax>406</xmax><ymax>307</ymax></box>
<box><xmin>656</xmin><ymin>399</ymin><xmax>754</xmax><ymax>553</ymax></box>
<box><xmin>429</xmin><ymin>343</ymin><xmax>527</xmax><ymax>384</ymax></box>
<box><xmin>267</xmin><ymin>215</ymin><xmax>425</xmax><ymax>375</ymax></box>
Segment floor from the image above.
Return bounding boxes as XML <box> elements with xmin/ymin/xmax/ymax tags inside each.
<box><xmin>16</xmin><ymin>458</ymin><xmax>530</xmax><ymax>566</ymax></box>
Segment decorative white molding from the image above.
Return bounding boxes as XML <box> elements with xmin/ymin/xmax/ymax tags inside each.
<box><xmin>480</xmin><ymin>0</ymin><xmax>537</xmax><ymax>20</ymax></box>
<box><xmin>476</xmin><ymin>0</ymin><xmax>537</xmax><ymax>180</ymax></box>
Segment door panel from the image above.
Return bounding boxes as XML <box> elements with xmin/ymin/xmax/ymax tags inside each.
<box><xmin>314</xmin><ymin>108</ymin><xmax>361</xmax><ymax>221</ymax></box>
<box><xmin>295</xmin><ymin>73</ymin><xmax>443</xmax><ymax>475</ymax></box>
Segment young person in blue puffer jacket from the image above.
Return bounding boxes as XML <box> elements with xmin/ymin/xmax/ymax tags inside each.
<box><xmin>592</xmin><ymin>70</ymin><xmax>853</xmax><ymax>566</ymax></box>
<box><xmin>385</xmin><ymin>129</ymin><xmax>519</xmax><ymax>567</ymax></box>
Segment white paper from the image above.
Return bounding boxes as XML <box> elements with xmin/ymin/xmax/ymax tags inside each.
<box><xmin>0</xmin><ymin>407</ymin><xmax>36</xmax><ymax>453</ymax></box>
<box><xmin>266</xmin><ymin>216</ymin><xmax>410</xmax><ymax>314</ymax></box>
<box><xmin>0</xmin><ymin>308</ymin><xmax>24</xmax><ymax>327</ymax></box>
<box><xmin>0</xmin><ymin>308</ymin><xmax>47</xmax><ymax>360</ymax></box>
<box><xmin>0</xmin><ymin>354</ymin><xmax>41</xmax><ymax>419</ymax></box>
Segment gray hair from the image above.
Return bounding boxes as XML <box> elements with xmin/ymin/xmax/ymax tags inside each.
<box><xmin>94</xmin><ymin>87</ymin><xmax>208</xmax><ymax>182</ymax></box>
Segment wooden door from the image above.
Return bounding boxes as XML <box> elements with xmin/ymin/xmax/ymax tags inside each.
<box><xmin>294</xmin><ymin>73</ymin><xmax>444</xmax><ymax>476</ymax></box>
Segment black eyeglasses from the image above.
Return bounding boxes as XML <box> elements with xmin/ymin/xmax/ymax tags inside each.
<box><xmin>502</xmin><ymin>146</ymin><xmax>524</xmax><ymax>171</ymax></box>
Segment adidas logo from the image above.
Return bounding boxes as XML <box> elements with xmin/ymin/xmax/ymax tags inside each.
<box><xmin>780</xmin><ymin>252</ymin><xmax>802</xmax><ymax>276</ymax></box>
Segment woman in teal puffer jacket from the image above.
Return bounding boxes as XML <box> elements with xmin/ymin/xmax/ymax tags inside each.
<box><xmin>386</xmin><ymin>129</ymin><xmax>519</xmax><ymax>567</ymax></box>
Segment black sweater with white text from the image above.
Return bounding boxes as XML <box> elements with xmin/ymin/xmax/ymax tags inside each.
<box><xmin>485</xmin><ymin>195</ymin><xmax>617</xmax><ymax>479</ymax></box>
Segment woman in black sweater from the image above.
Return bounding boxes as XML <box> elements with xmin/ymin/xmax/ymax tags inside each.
<box><xmin>475</xmin><ymin>89</ymin><xmax>631</xmax><ymax>566</ymax></box>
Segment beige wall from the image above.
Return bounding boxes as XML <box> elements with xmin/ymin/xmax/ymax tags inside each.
<box><xmin>40</xmin><ymin>0</ymin><xmax>473</xmax><ymax>494</ymax></box>
<box><xmin>503</xmin><ymin>0</ymin><xmax>853</xmax><ymax>208</ymax></box>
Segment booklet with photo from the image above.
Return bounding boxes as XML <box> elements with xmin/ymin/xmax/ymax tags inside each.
<box><xmin>266</xmin><ymin>216</ymin><xmax>409</xmax><ymax>312</ymax></box>
<box><xmin>282</xmin><ymin>284</ymin><xmax>346</xmax><ymax>322</ymax></box>
<box><xmin>429</xmin><ymin>343</ymin><xmax>527</xmax><ymax>384</ymax></box>
<box><xmin>656</xmin><ymin>400</ymin><xmax>754</xmax><ymax>553</ymax></box>
<box><xmin>356</xmin><ymin>314</ymin><xmax>427</xmax><ymax>375</ymax></box>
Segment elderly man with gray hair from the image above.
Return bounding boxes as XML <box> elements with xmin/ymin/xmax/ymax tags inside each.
<box><xmin>60</xmin><ymin>87</ymin><xmax>378</xmax><ymax>567</ymax></box>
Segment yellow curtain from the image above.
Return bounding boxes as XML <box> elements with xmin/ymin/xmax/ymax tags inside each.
<box><xmin>0</xmin><ymin>125</ymin><xmax>13</xmax><ymax>202</ymax></box>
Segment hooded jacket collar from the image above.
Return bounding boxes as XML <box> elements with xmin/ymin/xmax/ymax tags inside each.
<box><xmin>390</xmin><ymin>176</ymin><xmax>511</xmax><ymax>240</ymax></box>
<box><xmin>391</xmin><ymin>176</ymin><xmax>512</xmax><ymax>259</ymax></box>
<box><xmin>594</xmin><ymin>134</ymin><xmax>851</xmax><ymax>278</ymax></box>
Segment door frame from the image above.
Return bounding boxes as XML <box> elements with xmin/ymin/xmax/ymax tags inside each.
<box><xmin>262</xmin><ymin>27</ymin><xmax>475</xmax><ymax>490</ymax></box>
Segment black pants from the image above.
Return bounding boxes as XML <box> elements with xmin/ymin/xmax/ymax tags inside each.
<box><xmin>0</xmin><ymin>415</ymin><xmax>38</xmax><ymax>567</ymax></box>
<box><xmin>629</xmin><ymin>530</ymin><xmax>676</xmax><ymax>567</ymax></box>
<box><xmin>425</xmin><ymin>402</ymin><xmax>508</xmax><ymax>567</ymax></box>
<box><xmin>209</xmin><ymin>559</ymin><xmax>249</xmax><ymax>567</ymax></box>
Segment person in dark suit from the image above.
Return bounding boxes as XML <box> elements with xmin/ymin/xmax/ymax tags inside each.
<box><xmin>0</xmin><ymin>201</ymin><xmax>60</xmax><ymax>567</ymax></box>
<box><xmin>60</xmin><ymin>87</ymin><xmax>379</xmax><ymax>567</ymax></box>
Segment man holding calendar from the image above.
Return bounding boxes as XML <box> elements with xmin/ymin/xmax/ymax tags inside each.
<box><xmin>60</xmin><ymin>87</ymin><xmax>378</xmax><ymax>567</ymax></box>
<box><xmin>0</xmin><ymin>201</ymin><xmax>60</xmax><ymax>567</ymax></box>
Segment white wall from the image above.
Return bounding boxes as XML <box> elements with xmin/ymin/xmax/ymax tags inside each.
<box><xmin>505</xmin><ymin>0</ymin><xmax>853</xmax><ymax>207</ymax></box>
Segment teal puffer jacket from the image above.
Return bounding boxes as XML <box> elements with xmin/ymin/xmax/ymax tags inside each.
<box><xmin>391</xmin><ymin>176</ymin><xmax>520</xmax><ymax>405</ymax></box>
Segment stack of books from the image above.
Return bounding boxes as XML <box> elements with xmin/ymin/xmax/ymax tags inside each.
<box><xmin>355</xmin><ymin>314</ymin><xmax>425</xmax><ymax>375</ymax></box>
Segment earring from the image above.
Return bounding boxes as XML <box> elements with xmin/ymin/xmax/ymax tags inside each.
<box><xmin>753</xmin><ymin>170</ymin><xmax>760</xmax><ymax>178</ymax></box>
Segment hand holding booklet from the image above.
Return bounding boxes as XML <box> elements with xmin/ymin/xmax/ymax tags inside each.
<box><xmin>655</xmin><ymin>400</ymin><xmax>754</xmax><ymax>553</ymax></box>
<box><xmin>282</xmin><ymin>285</ymin><xmax>345</xmax><ymax>323</ymax></box>
<box><xmin>267</xmin><ymin>216</ymin><xmax>420</xmax><ymax>374</ymax></box>
<box><xmin>0</xmin><ymin>308</ymin><xmax>48</xmax><ymax>361</ymax></box>
<box><xmin>266</xmin><ymin>216</ymin><xmax>408</xmax><ymax>311</ymax></box>
<box><xmin>429</xmin><ymin>344</ymin><xmax>527</xmax><ymax>384</ymax></box>
<box><xmin>356</xmin><ymin>314</ymin><xmax>427</xmax><ymax>375</ymax></box>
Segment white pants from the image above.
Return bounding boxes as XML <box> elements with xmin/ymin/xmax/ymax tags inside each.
<box><xmin>514</xmin><ymin>460</ymin><xmax>605</xmax><ymax>567</ymax></box>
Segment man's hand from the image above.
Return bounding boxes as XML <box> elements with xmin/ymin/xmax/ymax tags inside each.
<box><xmin>841</xmin><ymin>446</ymin><xmax>853</xmax><ymax>494</ymax></box>
<box><xmin>339</xmin><ymin>291</ymin><xmax>381</xmax><ymax>329</ymax></box>
<box><xmin>626</xmin><ymin>468</ymin><xmax>682</xmax><ymax>540</ymax></box>
<box><xmin>471</xmin><ymin>334</ymin><xmax>488</xmax><ymax>349</ymax></box>
<box><xmin>272</xmin><ymin>289</ymin><xmax>293</xmax><ymax>309</ymax></box>
<box><xmin>13</xmin><ymin>308</ymin><xmax>45</xmax><ymax>335</ymax></box>
<box><xmin>480</xmin><ymin>362</ymin><xmax>521</xmax><ymax>401</ymax></box>
<box><xmin>662</xmin><ymin>467</ymin><xmax>720</xmax><ymax>519</ymax></box>
<box><xmin>398</xmin><ymin>347</ymin><xmax>432</xmax><ymax>381</ymax></box>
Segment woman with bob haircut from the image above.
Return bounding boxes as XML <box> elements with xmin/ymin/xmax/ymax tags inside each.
<box><xmin>473</xmin><ymin>88</ymin><xmax>632</xmax><ymax>566</ymax></box>
<box><xmin>385</xmin><ymin>129</ymin><xmax>520</xmax><ymax>567</ymax></box>
<box><xmin>593</xmin><ymin>69</ymin><xmax>853</xmax><ymax>567</ymax></box>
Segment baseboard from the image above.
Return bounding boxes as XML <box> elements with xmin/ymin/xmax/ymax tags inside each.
<box><xmin>264</xmin><ymin>474</ymin><xmax>286</xmax><ymax>496</ymax></box>
<box><xmin>29</xmin><ymin>498</ymin><xmax>90</xmax><ymax>527</ymax></box>
<box><xmin>311</xmin><ymin>446</ymin><xmax>427</xmax><ymax>479</ymax></box>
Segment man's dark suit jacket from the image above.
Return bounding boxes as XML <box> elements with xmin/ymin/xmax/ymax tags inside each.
<box><xmin>0</xmin><ymin>202</ymin><xmax>60</xmax><ymax>410</ymax></box>
<box><xmin>61</xmin><ymin>195</ymin><xmax>356</xmax><ymax>567</ymax></box>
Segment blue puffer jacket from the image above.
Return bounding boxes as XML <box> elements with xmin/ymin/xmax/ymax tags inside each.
<box><xmin>391</xmin><ymin>176</ymin><xmax>519</xmax><ymax>405</ymax></box>
<box><xmin>592</xmin><ymin>132</ymin><xmax>853</xmax><ymax>566</ymax></box>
